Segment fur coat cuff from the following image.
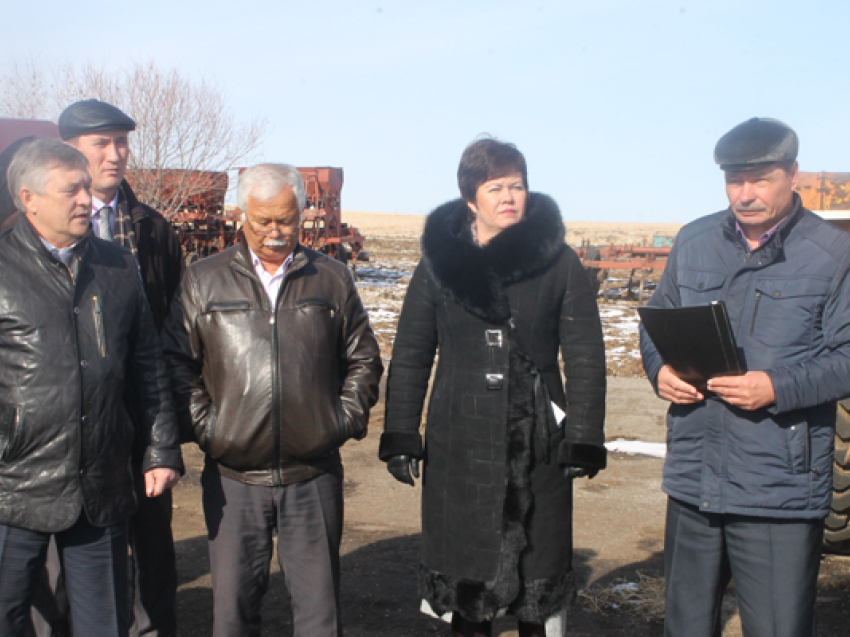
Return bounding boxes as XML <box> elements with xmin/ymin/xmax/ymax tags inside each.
<box><xmin>379</xmin><ymin>431</ymin><xmax>424</xmax><ymax>461</ymax></box>
<box><xmin>557</xmin><ymin>441</ymin><xmax>607</xmax><ymax>470</ymax></box>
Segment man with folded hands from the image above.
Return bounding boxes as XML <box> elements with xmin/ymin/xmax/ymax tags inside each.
<box><xmin>640</xmin><ymin>117</ymin><xmax>850</xmax><ymax>637</ymax></box>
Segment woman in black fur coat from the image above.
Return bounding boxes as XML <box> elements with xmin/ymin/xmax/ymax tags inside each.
<box><xmin>380</xmin><ymin>138</ymin><xmax>607</xmax><ymax>637</ymax></box>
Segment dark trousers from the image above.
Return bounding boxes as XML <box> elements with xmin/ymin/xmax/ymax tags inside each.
<box><xmin>664</xmin><ymin>497</ymin><xmax>823</xmax><ymax>637</ymax></box>
<box><xmin>30</xmin><ymin>470</ymin><xmax>178</xmax><ymax>637</ymax></box>
<box><xmin>127</xmin><ymin>470</ymin><xmax>178</xmax><ymax>637</ymax></box>
<box><xmin>202</xmin><ymin>467</ymin><xmax>344</xmax><ymax>637</ymax></box>
<box><xmin>0</xmin><ymin>515</ymin><xmax>129</xmax><ymax>637</ymax></box>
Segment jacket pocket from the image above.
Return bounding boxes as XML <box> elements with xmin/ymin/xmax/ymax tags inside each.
<box><xmin>750</xmin><ymin>278</ymin><xmax>830</xmax><ymax>348</ymax></box>
<box><xmin>0</xmin><ymin>404</ymin><xmax>22</xmax><ymax>462</ymax></box>
<box><xmin>93</xmin><ymin>296</ymin><xmax>107</xmax><ymax>358</ymax></box>
<box><xmin>204</xmin><ymin>301</ymin><xmax>254</xmax><ymax>313</ymax></box>
<box><xmin>784</xmin><ymin>419</ymin><xmax>810</xmax><ymax>474</ymax></box>
<box><xmin>296</xmin><ymin>298</ymin><xmax>338</xmax><ymax>315</ymax></box>
<box><xmin>678</xmin><ymin>269</ymin><xmax>726</xmax><ymax>306</ymax></box>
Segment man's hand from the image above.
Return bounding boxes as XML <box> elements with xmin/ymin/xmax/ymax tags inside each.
<box><xmin>387</xmin><ymin>455</ymin><xmax>420</xmax><ymax>486</ymax></box>
<box><xmin>144</xmin><ymin>468</ymin><xmax>180</xmax><ymax>497</ymax></box>
<box><xmin>707</xmin><ymin>372</ymin><xmax>776</xmax><ymax>410</ymax></box>
<box><xmin>657</xmin><ymin>365</ymin><xmax>704</xmax><ymax>404</ymax></box>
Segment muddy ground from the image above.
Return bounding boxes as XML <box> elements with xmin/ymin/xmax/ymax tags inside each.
<box><xmin>169</xmin><ymin>229</ymin><xmax>850</xmax><ymax>635</ymax></box>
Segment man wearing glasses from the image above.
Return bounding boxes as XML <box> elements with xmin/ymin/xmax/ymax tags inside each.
<box><xmin>163</xmin><ymin>163</ymin><xmax>382</xmax><ymax>637</ymax></box>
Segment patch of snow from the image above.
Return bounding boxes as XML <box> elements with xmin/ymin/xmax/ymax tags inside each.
<box><xmin>605</xmin><ymin>439</ymin><xmax>666</xmax><ymax>458</ymax></box>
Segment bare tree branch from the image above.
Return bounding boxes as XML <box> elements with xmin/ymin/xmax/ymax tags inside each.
<box><xmin>0</xmin><ymin>59</ymin><xmax>268</xmax><ymax>218</ymax></box>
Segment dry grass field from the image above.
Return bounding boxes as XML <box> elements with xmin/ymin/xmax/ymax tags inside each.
<box><xmin>345</xmin><ymin>210</ymin><xmax>683</xmax><ymax>247</ymax></box>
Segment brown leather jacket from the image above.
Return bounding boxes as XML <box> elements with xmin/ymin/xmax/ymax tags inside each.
<box><xmin>162</xmin><ymin>241</ymin><xmax>382</xmax><ymax>485</ymax></box>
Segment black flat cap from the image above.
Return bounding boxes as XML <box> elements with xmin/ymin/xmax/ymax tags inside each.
<box><xmin>58</xmin><ymin>99</ymin><xmax>136</xmax><ymax>140</ymax></box>
<box><xmin>714</xmin><ymin>117</ymin><xmax>798</xmax><ymax>170</ymax></box>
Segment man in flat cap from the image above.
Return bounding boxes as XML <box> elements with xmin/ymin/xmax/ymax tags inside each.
<box><xmin>31</xmin><ymin>99</ymin><xmax>185</xmax><ymax>637</ymax></box>
<box><xmin>640</xmin><ymin>118</ymin><xmax>850</xmax><ymax>636</ymax></box>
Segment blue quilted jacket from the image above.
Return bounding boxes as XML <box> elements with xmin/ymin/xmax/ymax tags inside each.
<box><xmin>640</xmin><ymin>195</ymin><xmax>850</xmax><ymax>518</ymax></box>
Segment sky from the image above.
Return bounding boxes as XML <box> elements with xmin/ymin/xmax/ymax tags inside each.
<box><xmin>3</xmin><ymin>1</ymin><xmax>850</xmax><ymax>223</ymax></box>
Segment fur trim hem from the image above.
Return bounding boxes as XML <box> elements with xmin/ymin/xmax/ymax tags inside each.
<box><xmin>378</xmin><ymin>431</ymin><xmax>424</xmax><ymax>460</ymax></box>
<box><xmin>419</xmin><ymin>564</ymin><xmax>576</xmax><ymax>624</ymax></box>
<box><xmin>557</xmin><ymin>441</ymin><xmax>607</xmax><ymax>470</ymax></box>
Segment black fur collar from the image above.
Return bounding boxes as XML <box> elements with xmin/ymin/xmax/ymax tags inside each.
<box><xmin>421</xmin><ymin>192</ymin><xmax>566</xmax><ymax>324</ymax></box>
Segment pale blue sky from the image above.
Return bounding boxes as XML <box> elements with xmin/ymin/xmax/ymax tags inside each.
<box><xmin>3</xmin><ymin>1</ymin><xmax>849</xmax><ymax>222</ymax></box>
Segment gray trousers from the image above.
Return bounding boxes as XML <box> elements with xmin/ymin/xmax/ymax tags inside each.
<box><xmin>202</xmin><ymin>466</ymin><xmax>344</xmax><ymax>637</ymax></box>
<box><xmin>664</xmin><ymin>497</ymin><xmax>823</xmax><ymax>637</ymax></box>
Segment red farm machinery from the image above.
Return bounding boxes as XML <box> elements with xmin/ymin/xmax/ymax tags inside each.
<box><xmin>124</xmin><ymin>166</ymin><xmax>367</xmax><ymax>267</ymax></box>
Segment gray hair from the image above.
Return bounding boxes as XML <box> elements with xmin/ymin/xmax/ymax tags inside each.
<box><xmin>237</xmin><ymin>163</ymin><xmax>306</xmax><ymax>213</ymax></box>
<box><xmin>7</xmin><ymin>138</ymin><xmax>89</xmax><ymax>210</ymax></box>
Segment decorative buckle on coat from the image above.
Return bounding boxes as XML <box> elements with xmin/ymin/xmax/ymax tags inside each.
<box><xmin>486</xmin><ymin>374</ymin><xmax>504</xmax><ymax>390</ymax></box>
<box><xmin>485</xmin><ymin>330</ymin><xmax>503</xmax><ymax>347</ymax></box>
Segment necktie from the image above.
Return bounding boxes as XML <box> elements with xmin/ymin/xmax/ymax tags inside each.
<box><xmin>99</xmin><ymin>206</ymin><xmax>114</xmax><ymax>242</ymax></box>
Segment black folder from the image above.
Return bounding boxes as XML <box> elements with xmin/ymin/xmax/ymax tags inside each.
<box><xmin>638</xmin><ymin>301</ymin><xmax>744</xmax><ymax>384</ymax></box>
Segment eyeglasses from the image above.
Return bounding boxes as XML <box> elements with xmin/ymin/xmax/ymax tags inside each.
<box><xmin>245</xmin><ymin>218</ymin><xmax>300</xmax><ymax>237</ymax></box>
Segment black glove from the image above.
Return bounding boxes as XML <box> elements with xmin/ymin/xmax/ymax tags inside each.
<box><xmin>564</xmin><ymin>466</ymin><xmax>598</xmax><ymax>480</ymax></box>
<box><xmin>387</xmin><ymin>455</ymin><xmax>420</xmax><ymax>486</ymax></box>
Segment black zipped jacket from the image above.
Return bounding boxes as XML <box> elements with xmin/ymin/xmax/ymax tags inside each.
<box><xmin>162</xmin><ymin>241</ymin><xmax>382</xmax><ymax>485</ymax></box>
<box><xmin>0</xmin><ymin>214</ymin><xmax>183</xmax><ymax>533</ymax></box>
<box><xmin>119</xmin><ymin>181</ymin><xmax>184</xmax><ymax>332</ymax></box>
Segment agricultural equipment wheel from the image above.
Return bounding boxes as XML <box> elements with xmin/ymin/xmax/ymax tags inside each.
<box><xmin>824</xmin><ymin>398</ymin><xmax>850</xmax><ymax>554</ymax></box>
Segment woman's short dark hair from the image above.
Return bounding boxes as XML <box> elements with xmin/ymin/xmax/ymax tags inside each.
<box><xmin>457</xmin><ymin>137</ymin><xmax>528</xmax><ymax>203</ymax></box>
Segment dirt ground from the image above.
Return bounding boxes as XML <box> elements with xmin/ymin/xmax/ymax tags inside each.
<box><xmin>171</xmin><ymin>377</ymin><xmax>850</xmax><ymax>636</ymax></box>
<box><xmin>169</xmin><ymin>214</ymin><xmax>850</xmax><ymax>635</ymax></box>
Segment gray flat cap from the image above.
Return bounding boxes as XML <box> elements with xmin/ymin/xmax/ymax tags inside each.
<box><xmin>58</xmin><ymin>99</ymin><xmax>136</xmax><ymax>140</ymax></box>
<box><xmin>714</xmin><ymin>117</ymin><xmax>798</xmax><ymax>170</ymax></box>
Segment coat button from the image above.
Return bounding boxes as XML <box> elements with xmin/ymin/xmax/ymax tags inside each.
<box><xmin>703</xmin><ymin>501</ymin><xmax>710</xmax><ymax>508</ymax></box>
<box><xmin>80</xmin><ymin>360</ymin><xmax>88</xmax><ymax>368</ymax></box>
<box><xmin>698</xmin><ymin>283</ymin><xmax>705</xmax><ymax>290</ymax></box>
<box><xmin>74</xmin><ymin>307</ymin><xmax>81</xmax><ymax>314</ymax></box>
<box><xmin>81</xmin><ymin>415</ymin><xmax>88</xmax><ymax>424</ymax></box>
<box><xmin>774</xmin><ymin>290</ymin><xmax>781</xmax><ymax>297</ymax></box>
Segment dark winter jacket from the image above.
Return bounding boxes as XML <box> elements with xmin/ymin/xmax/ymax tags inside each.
<box><xmin>380</xmin><ymin>194</ymin><xmax>607</xmax><ymax>623</ymax></box>
<box><xmin>162</xmin><ymin>241</ymin><xmax>383</xmax><ymax>486</ymax></box>
<box><xmin>0</xmin><ymin>214</ymin><xmax>183</xmax><ymax>533</ymax></box>
<box><xmin>640</xmin><ymin>194</ymin><xmax>850</xmax><ymax>519</ymax></box>
<box><xmin>119</xmin><ymin>181</ymin><xmax>183</xmax><ymax>332</ymax></box>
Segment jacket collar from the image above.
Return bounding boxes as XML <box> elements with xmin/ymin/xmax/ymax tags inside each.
<box><xmin>421</xmin><ymin>192</ymin><xmax>566</xmax><ymax>323</ymax></box>
<box><xmin>231</xmin><ymin>239</ymin><xmax>309</xmax><ymax>281</ymax></box>
<box><xmin>12</xmin><ymin>211</ymin><xmax>92</xmax><ymax>264</ymax></box>
<box><xmin>722</xmin><ymin>191</ymin><xmax>804</xmax><ymax>259</ymax></box>
<box><xmin>119</xmin><ymin>180</ymin><xmax>150</xmax><ymax>223</ymax></box>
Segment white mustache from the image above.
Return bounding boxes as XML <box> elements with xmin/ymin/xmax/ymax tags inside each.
<box><xmin>264</xmin><ymin>240</ymin><xmax>288</xmax><ymax>247</ymax></box>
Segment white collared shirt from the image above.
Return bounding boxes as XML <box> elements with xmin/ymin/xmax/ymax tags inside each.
<box><xmin>91</xmin><ymin>192</ymin><xmax>119</xmax><ymax>237</ymax></box>
<box><xmin>250</xmin><ymin>248</ymin><xmax>294</xmax><ymax>307</ymax></box>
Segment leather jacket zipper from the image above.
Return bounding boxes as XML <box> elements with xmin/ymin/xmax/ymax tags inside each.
<box><xmin>750</xmin><ymin>292</ymin><xmax>762</xmax><ymax>334</ymax></box>
<box><xmin>93</xmin><ymin>296</ymin><xmax>107</xmax><ymax>357</ymax></box>
<box><xmin>270</xmin><ymin>310</ymin><xmax>281</xmax><ymax>486</ymax></box>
